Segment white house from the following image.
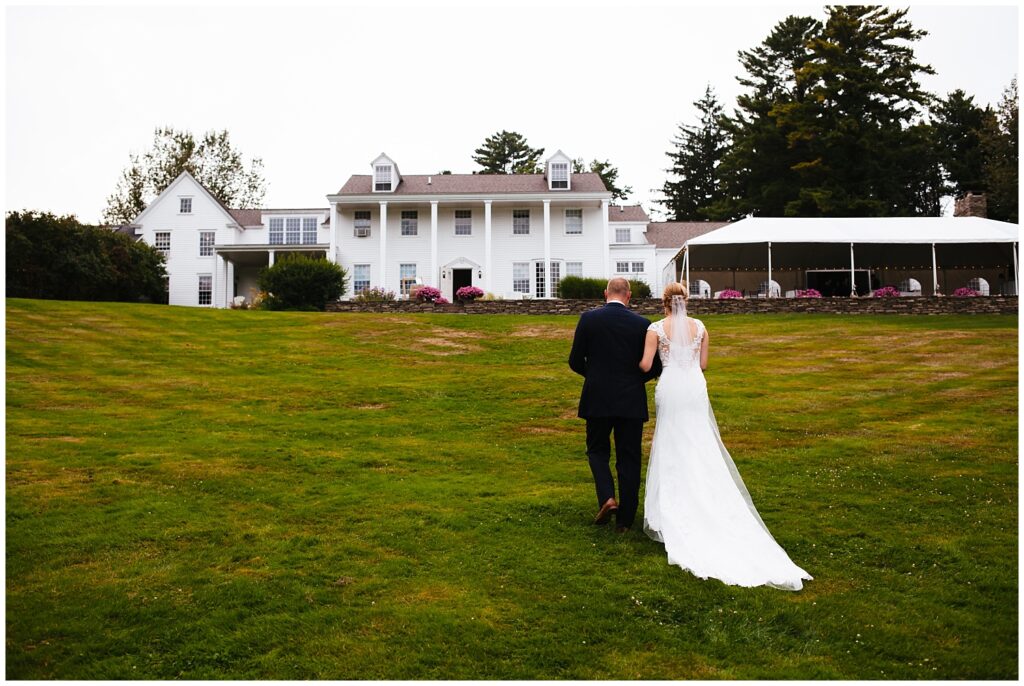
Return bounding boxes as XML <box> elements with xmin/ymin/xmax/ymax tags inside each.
<box><xmin>125</xmin><ymin>151</ymin><xmax>684</xmax><ymax>307</ymax></box>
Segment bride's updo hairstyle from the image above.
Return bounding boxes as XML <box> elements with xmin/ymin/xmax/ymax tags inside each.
<box><xmin>662</xmin><ymin>281</ymin><xmax>688</xmax><ymax>311</ymax></box>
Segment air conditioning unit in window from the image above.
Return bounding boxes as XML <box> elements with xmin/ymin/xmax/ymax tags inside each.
<box><xmin>354</xmin><ymin>227</ymin><xmax>370</xmax><ymax>238</ymax></box>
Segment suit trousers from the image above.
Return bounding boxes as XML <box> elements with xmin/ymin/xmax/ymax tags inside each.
<box><xmin>585</xmin><ymin>417</ymin><xmax>644</xmax><ymax>528</ymax></box>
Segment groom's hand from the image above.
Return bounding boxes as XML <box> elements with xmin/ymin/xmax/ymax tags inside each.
<box><xmin>643</xmin><ymin>355</ymin><xmax>663</xmax><ymax>382</ymax></box>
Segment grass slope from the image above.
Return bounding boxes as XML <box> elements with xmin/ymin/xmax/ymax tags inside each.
<box><xmin>5</xmin><ymin>298</ymin><xmax>1018</xmax><ymax>679</ymax></box>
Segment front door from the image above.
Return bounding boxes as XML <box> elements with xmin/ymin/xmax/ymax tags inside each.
<box><xmin>452</xmin><ymin>268</ymin><xmax>473</xmax><ymax>299</ymax></box>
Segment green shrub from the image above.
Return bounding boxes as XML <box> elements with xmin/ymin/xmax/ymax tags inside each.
<box><xmin>257</xmin><ymin>254</ymin><xmax>347</xmax><ymax>311</ymax></box>
<box><xmin>629</xmin><ymin>279</ymin><xmax>652</xmax><ymax>298</ymax></box>
<box><xmin>352</xmin><ymin>287</ymin><xmax>396</xmax><ymax>302</ymax></box>
<box><xmin>557</xmin><ymin>276</ymin><xmax>606</xmax><ymax>299</ymax></box>
<box><xmin>6</xmin><ymin>210</ymin><xmax>167</xmax><ymax>303</ymax></box>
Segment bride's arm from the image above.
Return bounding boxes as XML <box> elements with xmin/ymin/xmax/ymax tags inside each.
<box><xmin>700</xmin><ymin>329</ymin><xmax>710</xmax><ymax>370</ymax></box>
<box><xmin>639</xmin><ymin>330</ymin><xmax>659</xmax><ymax>372</ymax></box>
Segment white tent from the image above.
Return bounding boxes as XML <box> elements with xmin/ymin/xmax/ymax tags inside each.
<box><xmin>679</xmin><ymin>217</ymin><xmax>1019</xmax><ymax>296</ymax></box>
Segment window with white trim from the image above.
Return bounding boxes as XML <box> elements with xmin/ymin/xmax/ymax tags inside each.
<box><xmin>535</xmin><ymin>262</ymin><xmax>546</xmax><ymax>298</ymax></box>
<box><xmin>302</xmin><ymin>217</ymin><xmax>318</xmax><ymax>244</ymax></box>
<box><xmin>615</xmin><ymin>227</ymin><xmax>631</xmax><ymax>243</ymax></box>
<box><xmin>616</xmin><ymin>261</ymin><xmax>630</xmax><ymax>273</ymax></box>
<box><xmin>286</xmin><ymin>217</ymin><xmax>301</xmax><ymax>244</ymax></box>
<box><xmin>550</xmin><ymin>163</ymin><xmax>569</xmax><ymax>189</ymax></box>
<box><xmin>353</xmin><ymin>264</ymin><xmax>370</xmax><ymax>294</ymax></box>
<box><xmin>513</xmin><ymin>209</ymin><xmax>530</xmax><ymax>235</ymax></box>
<box><xmin>551</xmin><ymin>261</ymin><xmax>562</xmax><ymax>296</ymax></box>
<box><xmin>565</xmin><ymin>209</ymin><xmax>583</xmax><ymax>235</ymax></box>
<box><xmin>513</xmin><ymin>262</ymin><xmax>530</xmax><ymax>294</ymax></box>
<box><xmin>354</xmin><ymin>211</ymin><xmax>371</xmax><ymax>237</ymax></box>
<box><xmin>269</xmin><ymin>218</ymin><xmax>284</xmax><ymax>245</ymax></box>
<box><xmin>632</xmin><ymin>261</ymin><xmax>645</xmax><ymax>273</ymax></box>
<box><xmin>401</xmin><ymin>210</ymin><xmax>418</xmax><ymax>236</ymax></box>
<box><xmin>179</xmin><ymin>197</ymin><xmax>192</xmax><ymax>214</ymax></box>
<box><xmin>454</xmin><ymin>210</ymin><xmax>472</xmax><ymax>236</ymax></box>
<box><xmin>154</xmin><ymin>232</ymin><xmax>170</xmax><ymax>256</ymax></box>
<box><xmin>199</xmin><ymin>231</ymin><xmax>215</xmax><ymax>257</ymax></box>
<box><xmin>399</xmin><ymin>263</ymin><xmax>417</xmax><ymax>296</ymax></box>
<box><xmin>198</xmin><ymin>274</ymin><xmax>212</xmax><ymax>305</ymax></box>
<box><xmin>374</xmin><ymin>165</ymin><xmax>392</xmax><ymax>191</ymax></box>
<box><xmin>567</xmin><ymin>261</ymin><xmax>583</xmax><ymax>277</ymax></box>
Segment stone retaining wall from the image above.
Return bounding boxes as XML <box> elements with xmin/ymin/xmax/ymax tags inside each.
<box><xmin>326</xmin><ymin>296</ymin><xmax>1018</xmax><ymax>315</ymax></box>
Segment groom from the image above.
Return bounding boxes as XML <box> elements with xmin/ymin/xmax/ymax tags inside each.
<box><xmin>568</xmin><ymin>277</ymin><xmax>661</xmax><ymax>533</ymax></box>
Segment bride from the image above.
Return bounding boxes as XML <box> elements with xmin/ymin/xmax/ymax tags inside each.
<box><xmin>639</xmin><ymin>282</ymin><xmax>812</xmax><ymax>591</ymax></box>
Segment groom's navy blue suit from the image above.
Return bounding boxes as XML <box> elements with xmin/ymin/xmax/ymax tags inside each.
<box><xmin>569</xmin><ymin>301</ymin><xmax>661</xmax><ymax>529</ymax></box>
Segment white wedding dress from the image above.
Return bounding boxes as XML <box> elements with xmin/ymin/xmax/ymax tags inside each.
<box><xmin>644</xmin><ymin>314</ymin><xmax>812</xmax><ymax>591</ymax></box>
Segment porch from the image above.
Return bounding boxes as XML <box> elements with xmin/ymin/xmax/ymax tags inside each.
<box><xmin>213</xmin><ymin>244</ymin><xmax>328</xmax><ymax>307</ymax></box>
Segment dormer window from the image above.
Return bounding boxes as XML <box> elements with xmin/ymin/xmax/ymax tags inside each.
<box><xmin>550</xmin><ymin>163</ymin><xmax>569</xmax><ymax>189</ymax></box>
<box><xmin>374</xmin><ymin>165</ymin><xmax>393</xmax><ymax>192</ymax></box>
<box><xmin>179</xmin><ymin>197</ymin><xmax>192</xmax><ymax>214</ymax></box>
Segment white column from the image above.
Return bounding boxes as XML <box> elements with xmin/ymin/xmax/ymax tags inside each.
<box><xmin>601</xmin><ymin>199</ymin><xmax>610</xmax><ymax>277</ymax></box>
<box><xmin>328</xmin><ymin>202</ymin><xmax>338</xmax><ymax>264</ymax></box>
<box><xmin>379</xmin><ymin>201</ymin><xmax>388</xmax><ymax>289</ymax></box>
<box><xmin>767</xmin><ymin>241</ymin><xmax>773</xmax><ymax>298</ymax></box>
<box><xmin>1013</xmin><ymin>242</ymin><xmax>1018</xmax><ymax>295</ymax></box>
<box><xmin>484</xmin><ymin>200</ymin><xmax>493</xmax><ymax>294</ymax></box>
<box><xmin>213</xmin><ymin>254</ymin><xmax>221</xmax><ymax>308</ymax></box>
<box><xmin>850</xmin><ymin>242</ymin><xmax>857</xmax><ymax>297</ymax></box>
<box><xmin>684</xmin><ymin>247</ymin><xmax>690</xmax><ymax>289</ymax></box>
<box><xmin>268</xmin><ymin>250</ymin><xmax>275</xmax><ymax>267</ymax></box>
<box><xmin>227</xmin><ymin>261</ymin><xmax>235</xmax><ymax>306</ymax></box>
<box><xmin>430</xmin><ymin>201</ymin><xmax>439</xmax><ymax>287</ymax></box>
<box><xmin>931</xmin><ymin>242</ymin><xmax>939</xmax><ymax>295</ymax></box>
<box><xmin>543</xmin><ymin>199</ymin><xmax>551</xmax><ymax>298</ymax></box>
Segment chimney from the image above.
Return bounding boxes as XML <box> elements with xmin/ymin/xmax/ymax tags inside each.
<box><xmin>427</xmin><ymin>176</ymin><xmax>432</xmax><ymax>185</ymax></box>
<box><xmin>954</xmin><ymin>191</ymin><xmax>987</xmax><ymax>218</ymax></box>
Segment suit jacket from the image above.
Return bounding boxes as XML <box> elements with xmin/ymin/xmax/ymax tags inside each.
<box><xmin>568</xmin><ymin>301</ymin><xmax>662</xmax><ymax>420</ymax></box>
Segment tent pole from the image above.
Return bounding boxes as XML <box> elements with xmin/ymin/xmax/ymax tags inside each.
<box><xmin>931</xmin><ymin>243</ymin><xmax>939</xmax><ymax>296</ymax></box>
<box><xmin>767</xmin><ymin>241</ymin><xmax>773</xmax><ymax>298</ymax></box>
<box><xmin>1013</xmin><ymin>242</ymin><xmax>1019</xmax><ymax>296</ymax></box>
<box><xmin>849</xmin><ymin>242</ymin><xmax>856</xmax><ymax>297</ymax></box>
<box><xmin>684</xmin><ymin>246</ymin><xmax>690</xmax><ymax>289</ymax></box>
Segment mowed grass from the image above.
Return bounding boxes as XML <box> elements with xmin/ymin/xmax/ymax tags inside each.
<box><xmin>5</xmin><ymin>298</ymin><xmax>1018</xmax><ymax>679</ymax></box>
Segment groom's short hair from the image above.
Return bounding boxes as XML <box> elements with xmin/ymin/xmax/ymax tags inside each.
<box><xmin>606</xmin><ymin>277</ymin><xmax>631</xmax><ymax>297</ymax></box>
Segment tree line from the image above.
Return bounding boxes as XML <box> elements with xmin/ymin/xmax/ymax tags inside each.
<box><xmin>661</xmin><ymin>6</ymin><xmax>1018</xmax><ymax>223</ymax></box>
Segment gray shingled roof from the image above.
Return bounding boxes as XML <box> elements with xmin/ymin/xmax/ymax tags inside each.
<box><xmin>229</xmin><ymin>209</ymin><xmax>264</xmax><ymax>227</ymax></box>
<box><xmin>644</xmin><ymin>221</ymin><xmax>730</xmax><ymax>249</ymax></box>
<box><xmin>608</xmin><ymin>204</ymin><xmax>650</xmax><ymax>222</ymax></box>
<box><xmin>336</xmin><ymin>173</ymin><xmax>608</xmax><ymax>195</ymax></box>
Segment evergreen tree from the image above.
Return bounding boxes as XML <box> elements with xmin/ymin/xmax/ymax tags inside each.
<box><xmin>931</xmin><ymin>90</ymin><xmax>990</xmax><ymax>196</ymax></box>
<box><xmin>710</xmin><ymin>15</ymin><xmax>822</xmax><ymax>218</ymax></box>
<box><xmin>471</xmin><ymin>130</ymin><xmax>544</xmax><ymax>174</ymax></box>
<box><xmin>572</xmin><ymin>158</ymin><xmax>632</xmax><ymax>200</ymax></box>
<box><xmin>103</xmin><ymin>127</ymin><xmax>266</xmax><ymax>225</ymax></box>
<box><xmin>660</xmin><ymin>85</ymin><xmax>730</xmax><ymax>220</ymax></box>
<box><xmin>980</xmin><ymin>78</ymin><xmax>1018</xmax><ymax>223</ymax></box>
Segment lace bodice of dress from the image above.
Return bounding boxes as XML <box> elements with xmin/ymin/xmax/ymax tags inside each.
<box><xmin>649</xmin><ymin>317</ymin><xmax>704</xmax><ymax>367</ymax></box>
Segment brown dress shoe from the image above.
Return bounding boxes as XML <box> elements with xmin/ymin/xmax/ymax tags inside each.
<box><xmin>594</xmin><ymin>498</ymin><xmax>618</xmax><ymax>525</ymax></box>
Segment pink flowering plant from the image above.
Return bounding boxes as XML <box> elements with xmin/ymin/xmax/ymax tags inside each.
<box><xmin>455</xmin><ymin>286</ymin><xmax>485</xmax><ymax>302</ymax></box>
<box><xmin>795</xmin><ymin>288</ymin><xmax>822</xmax><ymax>298</ymax></box>
<box><xmin>411</xmin><ymin>285</ymin><xmax>448</xmax><ymax>304</ymax></box>
<box><xmin>953</xmin><ymin>287</ymin><xmax>980</xmax><ymax>297</ymax></box>
<box><xmin>873</xmin><ymin>286</ymin><xmax>900</xmax><ymax>298</ymax></box>
<box><xmin>718</xmin><ymin>289</ymin><xmax>743</xmax><ymax>299</ymax></box>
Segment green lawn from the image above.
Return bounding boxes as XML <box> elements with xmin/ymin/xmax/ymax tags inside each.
<box><xmin>5</xmin><ymin>298</ymin><xmax>1018</xmax><ymax>679</ymax></box>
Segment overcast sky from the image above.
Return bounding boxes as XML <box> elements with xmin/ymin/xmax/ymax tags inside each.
<box><xmin>5</xmin><ymin>3</ymin><xmax>1019</xmax><ymax>223</ymax></box>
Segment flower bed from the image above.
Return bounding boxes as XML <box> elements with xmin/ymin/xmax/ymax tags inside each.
<box><xmin>411</xmin><ymin>285</ymin><xmax>449</xmax><ymax>304</ymax></box>
<box><xmin>795</xmin><ymin>288</ymin><xmax>822</xmax><ymax>298</ymax></box>
<box><xmin>718</xmin><ymin>289</ymin><xmax>744</xmax><ymax>299</ymax></box>
<box><xmin>455</xmin><ymin>286</ymin><xmax>485</xmax><ymax>302</ymax></box>
<box><xmin>953</xmin><ymin>287</ymin><xmax>980</xmax><ymax>297</ymax></box>
<box><xmin>873</xmin><ymin>286</ymin><xmax>900</xmax><ymax>298</ymax></box>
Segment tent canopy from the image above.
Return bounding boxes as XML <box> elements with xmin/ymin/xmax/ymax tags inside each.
<box><xmin>685</xmin><ymin>216</ymin><xmax>1019</xmax><ymax>246</ymax></box>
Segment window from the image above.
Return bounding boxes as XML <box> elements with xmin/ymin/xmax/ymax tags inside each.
<box><xmin>269</xmin><ymin>218</ymin><xmax>284</xmax><ymax>245</ymax></box>
<box><xmin>550</xmin><ymin>162</ymin><xmax>569</xmax><ymax>189</ymax></box>
<box><xmin>616</xmin><ymin>227</ymin><xmax>631</xmax><ymax>243</ymax></box>
<box><xmin>179</xmin><ymin>197</ymin><xmax>192</xmax><ymax>214</ymax></box>
<box><xmin>513</xmin><ymin>262</ymin><xmax>530</xmax><ymax>294</ymax></box>
<box><xmin>354</xmin><ymin>210</ymin><xmax>371</xmax><ymax>237</ymax></box>
<box><xmin>353</xmin><ymin>264</ymin><xmax>370</xmax><ymax>294</ymax></box>
<box><xmin>535</xmin><ymin>262</ymin><xmax>546</xmax><ymax>298</ymax></box>
<box><xmin>286</xmin><ymin>217</ymin><xmax>301</xmax><ymax>244</ymax></box>
<box><xmin>616</xmin><ymin>261</ymin><xmax>630</xmax><ymax>273</ymax></box>
<box><xmin>551</xmin><ymin>262</ymin><xmax>562</xmax><ymax>296</ymax></box>
<box><xmin>154</xmin><ymin>232</ymin><xmax>170</xmax><ymax>256</ymax></box>
<box><xmin>632</xmin><ymin>261</ymin><xmax>645</xmax><ymax>273</ymax></box>
<box><xmin>567</xmin><ymin>261</ymin><xmax>583</xmax><ymax>277</ymax></box>
<box><xmin>565</xmin><ymin>209</ymin><xmax>583</xmax><ymax>235</ymax></box>
<box><xmin>399</xmin><ymin>263</ymin><xmax>417</xmax><ymax>296</ymax></box>
<box><xmin>198</xmin><ymin>274</ymin><xmax>212</xmax><ymax>305</ymax></box>
<box><xmin>401</xmin><ymin>210</ymin><xmax>418</xmax><ymax>236</ymax></box>
<box><xmin>374</xmin><ymin>165</ymin><xmax>392</xmax><ymax>191</ymax></box>
<box><xmin>454</xmin><ymin>210</ymin><xmax>472</xmax><ymax>236</ymax></box>
<box><xmin>303</xmin><ymin>217</ymin><xmax>318</xmax><ymax>244</ymax></box>
<box><xmin>199</xmin><ymin>231</ymin><xmax>215</xmax><ymax>257</ymax></box>
<box><xmin>513</xmin><ymin>209</ymin><xmax>530</xmax><ymax>235</ymax></box>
